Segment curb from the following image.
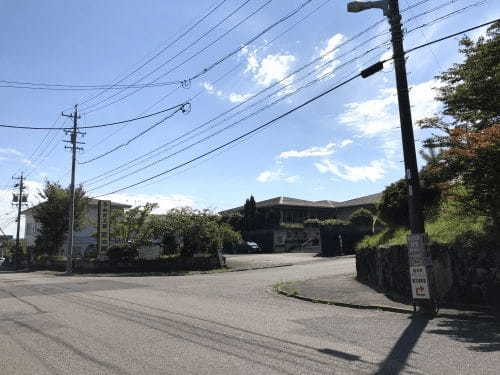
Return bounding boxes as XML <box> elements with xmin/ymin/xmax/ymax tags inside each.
<box><xmin>275</xmin><ymin>286</ymin><xmax>499</xmax><ymax>320</ymax></box>
<box><xmin>275</xmin><ymin>285</ymin><xmax>414</xmax><ymax>314</ymax></box>
<box><xmin>226</xmin><ymin>263</ymin><xmax>294</xmax><ymax>273</ymax></box>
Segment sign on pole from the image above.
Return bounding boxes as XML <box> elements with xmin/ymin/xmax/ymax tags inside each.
<box><xmin>97</xmin><ymin>200</ymin><xmax>111</xmax><ymax>255</ymax></box>
<box><xmin>407</xmin><ymin>233</ymin><xmax>432</xmax><ymax>300</ymax></box>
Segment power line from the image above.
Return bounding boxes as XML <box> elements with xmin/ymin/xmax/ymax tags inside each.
<box><xmin>79</xmin><ymin>104</ymin><xmax>189</xmax><ymax>164</ymax></box>
<box><xmin>83</xmin><ymin>21</ymin><xmax>389</xmax><ymax>185</ymax></box>
<box><xmin>83</xmin><ymin>0</ymin><xmax>335</xmax><ymax>154</ymax></box>
<box><xmin>86</xmin><ymin>43</ymin><xmax>387</xmax><ymax>190</ymax></box>
<box><xmin>80</xmin><ymin>0</ymin><xmax>258</xmax><ymax>114</ymax></box>
<box><xmin>405</xmin><ymin>18</ymin><xmax>499</xmax><ymax>55</ymax></box>
<box><xmin>91</xmin><ymin>18</ymin><xmax>499</xmax><ymax>196</ymax></box>
<box><xmin>75</xmin><ymin>0</ymin><xmax>230</xmax><ymax>108</ymax></box>
<box><xmin>0</xmin><ymin>80</ymin><xmax>181</xmax><ymax>91</ymax></box>
<box><xmin>0</xmin><ymin>102</ymin><xmax>187</xmax><ymax>130</ymax></box>
<box><xmin>81</xmin><ymin>0</ymin><xmax>318</xmax><ymax>115</ymax></box>
<box><xmin>92</xmin><ymin>73</ymin><xmax>362</xmax><ymax>197</ymax></box>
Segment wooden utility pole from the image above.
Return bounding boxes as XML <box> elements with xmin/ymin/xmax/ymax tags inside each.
<box><xmin>62</xmin><ymin>105</ymin><xmax>83</xmax><ymax>274</ymax></box>
<box><xmin>12</xmin><ymin>173</ymin><xmax>26</xmax><ymax>269</ymax></box>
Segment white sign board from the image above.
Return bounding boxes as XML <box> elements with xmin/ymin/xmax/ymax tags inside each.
<box><xmin>410</xmin><ymin>266</ymin><xmax>431</xmax><ymax>299</ymax></box>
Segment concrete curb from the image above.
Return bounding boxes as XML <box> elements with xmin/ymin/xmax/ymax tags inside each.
<box><xmin>226</xmin><ymin>263</ymin><xmax>294</xmax><ymax>273</ymax></box>
<box><xmin>275</xmin><ymin>285</ymin><xmax>414</xmax><ymax>314</ymax></box>
<box><xmin>275</xmin><ymin>286</ymin><xmax>499</xmax><ymax>320</ymax></box>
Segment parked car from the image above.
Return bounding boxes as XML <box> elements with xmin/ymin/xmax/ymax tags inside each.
<box><xmin>0</xmin><ymin>257</ymin><xmax>5</xmax><ymax>266</ymax></box>
<box><xmin>241</xmin><ymin>241</ymin><xmax>262</xmax><ymax>253</ymax></box>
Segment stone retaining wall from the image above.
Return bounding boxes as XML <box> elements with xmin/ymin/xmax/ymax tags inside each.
<box><xmin>356</xmin><ymin>244</ymin><xmax>499</xmax><ymax>307</ymax></box>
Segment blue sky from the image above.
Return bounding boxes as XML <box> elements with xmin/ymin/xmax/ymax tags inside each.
<box><xmin>1</xmin><ymin>0</ymin><xmax>499</xmax><ymax>235</ymax></box>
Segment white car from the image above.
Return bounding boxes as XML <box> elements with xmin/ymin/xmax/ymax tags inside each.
<box><xmin>0</xmin><ymin>257</ymin><xmax>5</xmax><ymax>266</ymax></box>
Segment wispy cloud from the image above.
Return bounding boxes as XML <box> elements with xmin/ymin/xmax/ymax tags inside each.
<box><xmin>314</xmin><ymin>159</ymin><xmax>386</xmax><ymax>182</ymax></box>
<box><xmin>0</xmin><ymin>148</ymin><xmax>23</xmax><ymax>157</ymax></box>
<box><xmin>340</xmin><ymin>139</ymin><xmax>353</xmax><ymax>148</ymax></box>
<box><xmin>100</xmin><ymin>192</ymin><xmax>196</xmax><ymax>214</ymax></box>
<box><xmin>338</xmin><ymin>79</ymin><xmax>441</xmax><ymax>137</ymax></box>
<box><xmin>256</xmin><ymin>168</ymin><xmax>299</xmax><ymax>184</ymax></box>
<box><xmin>279</xmin><ymin>142</ymin><xmax>337</xmax><ymax>159</ymax></box>
<box><xmin>228</xmin><ymin>92</ymin><xmax>253</xmax><ymax>103</ymax></box>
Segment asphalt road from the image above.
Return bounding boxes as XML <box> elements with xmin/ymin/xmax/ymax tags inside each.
<box><xmin>0</xmin><ymin>255</ymin><xmax>498</xmax><ymax>374</ymax></box>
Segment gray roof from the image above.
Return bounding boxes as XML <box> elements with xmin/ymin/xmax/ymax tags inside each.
<box><xmin>220</xmin><ymin>193</ymin><xmax>381</xmax><ymax>214</ymax></box>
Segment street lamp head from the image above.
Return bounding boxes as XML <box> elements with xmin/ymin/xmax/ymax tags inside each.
<box><xmin>347</xmin><ymin>2</ymin><xmax>369</xmax><ymax>12</ymax></box>
<box><xmin>347</xmin><ymin>1</ymin><xmax>388</xmax><ymax>15</ymax></box>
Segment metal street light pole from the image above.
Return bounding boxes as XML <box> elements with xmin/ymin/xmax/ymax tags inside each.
<box><xmin>347</xmin><ymin>0</ymin><xmax>435</xmax><ymax>313</ymax></box>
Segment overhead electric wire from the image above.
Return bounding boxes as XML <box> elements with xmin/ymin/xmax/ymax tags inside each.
<box><xmin>91</xmin><ymin>18</ymin><xmax>499</xmax><ymax>196</ymax></box>
<box><xmin>92</xmin><ymin>73</ymin><xmax>362</xmax><ymax>197</ymax></box>
<box><xmin>83</xmin><ymin>18</ymin><xmax>390</xmax><ymax>185</ymax></box>
<box><xmin>76</xmin><ymin>0</ymin><xmax>230</xmax><ymax>107</ymax></box>
<box><xmin>405</xmin><ymin>0</ymin><xmax>488</xmax><ymax>25</ymax></box>
<box><xmin>84</xmin><ymin>0</ymin><xmax>334</xmax><ymax>154</ymax></box>
<box><xmin>81</xmin><ymin>0</ymin><xmax>318</xmax><ymax>115</ymax></box>
<box><xmin>80</xmin><ymin>0</ymin><xmax>259</xmax><ymax>114</ymax></box>
<box><xmin>79</xmin><ymin>104</ymin><xmax>188</xmax><ymax>164</ymax></box>
<box><xmin>0</xmin><ymin>102</ymin><xmax>188</xmax><ymax>130</ymax></box>
<box><xmin>0</xmin><ymin>80</ymin><xmax>181</xmax><ymax>91</ymax></box>
<box><xmin>87</xmin><ymin>64</ymin><xmax>368</xmax><ymax>192</ymax></box>
<box><xmin>85</xmin><ymin>40</ymin><xmax>389</xmax><ymax>189</ymax></box>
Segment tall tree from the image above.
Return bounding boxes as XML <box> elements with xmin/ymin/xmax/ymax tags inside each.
<box><xmin>420</xmin><ymin>21</ymin><xmax>499</xmax><ymax>147</ymax></box>
<box><xmin>33</xmin><ymin>181</ymin><xmax>88</xmax><ymax>255</ymax></box>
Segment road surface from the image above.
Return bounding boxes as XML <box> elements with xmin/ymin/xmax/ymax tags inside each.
<box><xmin>0</xmin><ymin>254</ymin><xmax>498</xmax><ymax>374</ymax></box>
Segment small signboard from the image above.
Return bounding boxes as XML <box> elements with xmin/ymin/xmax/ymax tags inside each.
<box><xmin>97</xmin><ymin>200</ymin><xmax>111</xmax><ymax>255</ymax></box>
<box><xmin>410</xmin><ymin>266</ymin><xmax>431</xmax><ymax>299</ymax></box>
<box><xmin>408</xmin><ymin>233</ymin><xmax>432</xmax><ymax>300</ymax></box>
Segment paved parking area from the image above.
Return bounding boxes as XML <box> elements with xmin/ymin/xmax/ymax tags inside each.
<box><xmin>224</xmin><ymin>252</ymin><xmax>338</xmax><ymax>270</ymax></box>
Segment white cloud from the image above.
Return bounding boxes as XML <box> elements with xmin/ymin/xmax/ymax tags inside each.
<box><xmin>0</xmin><ymin>148</ymin><xmax>22</xmax><ymax>157</ymax></box>
<box><xmin>256</xmin><ymin>169</ymin><xmax>298</xmax><ymax>184</ymax></box>
<box><xmin>340</xmin><ymin>139</ymin><xmax>353</xmax><ymax>148</ymax></box>
<box><xmin>279</xmin><ymin>142</ymin><xmax>336</xmax><ymax>159</ymax></box>
<box><xmin>202</xmin><ymin>82</ymin><xmax>214</xmax><ymax>93</ymax></box>
<box><xmin>314</xmin><ymin>159</ymin><xmax>386</xmax><ymax>182</ymax></box>
<box><xmin>254</xmin><ymin>54</ymin><xmax>296</xmax><ymax>86</ymax></box>
<box><xmin>319</xmin><ymin>34</ymin><xmax>345</xmax><ymax>62</ymax></box>
<box><xmin>100</xmin><ymin>192</ymin><xmax>195</xmax><ymax>215</ymax></box>
<box><xmin>316</xmin><ymin>33</ymin><xmax>345</xmax><ymax>78</ymax></box>
<box><xmin>338</xmin><ymin>79</ymin><xmax>441</xmax><ymax>137</ymax></box>
<box><xmin>228</xmin><ymin>92</ymin><xmax>253</xmax><ymax>103</ymax></box>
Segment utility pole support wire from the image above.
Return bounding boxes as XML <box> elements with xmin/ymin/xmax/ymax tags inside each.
<box><xmin>62</xmin><ymin>105</ymin><xmax>83</xmax><ymax>274</ymax></box>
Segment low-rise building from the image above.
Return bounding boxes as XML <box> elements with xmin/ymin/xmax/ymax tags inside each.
<box><xmin>220</xmin><ymin>193</ymin><xmax>381</xmax><ymax>253</ymax></box>
<box><xmin>23</xmin><ymin>199</ymin><xmax>131</xmax><ymax>256</ymax></box>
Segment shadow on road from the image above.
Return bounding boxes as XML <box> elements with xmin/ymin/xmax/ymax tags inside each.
<box><xmin>317</xmin><ymin>348</ymin><xmax>360</xmax><ymax>361</ymax></box>
<box><xmin>376</xmin><ymin>315</ymin><xmax>430</xmax><ymax>374</ymax></box>
<box><xmin>428</xmin><ymin>315</ymin><xmax>500</xmax><ymax>352</ymax></box>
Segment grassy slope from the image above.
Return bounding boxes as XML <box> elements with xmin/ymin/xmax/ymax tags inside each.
<box><xmin>357</xmin><ymin>197</ymin><xmax>487</xmax><ymax>249</ymax></box>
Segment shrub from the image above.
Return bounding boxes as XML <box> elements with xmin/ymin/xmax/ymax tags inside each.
<box><xmin>107</xmin><ymin>246</ymin><xmax>138</xmax><ymax>264</ymax></box>
<box><xmin>220</xmin><ymin>224</ymin><xmax>242</xmax><ymax>252</ymax></box>
<box><xmin>349</xmin><ymin>208</ymin><xmax>373</xmax><ymax>228</ymax></box>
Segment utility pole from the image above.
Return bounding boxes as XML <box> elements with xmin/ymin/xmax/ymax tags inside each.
<box><xmin>12</xmin><ymin>173</ymin><xmax>27</xmax><ymax>269</ymax></box>
<box><xmin>62</xmin><ymin>105</ymin><xmax>83</xmax><ymax>275</ymax></box>
<box><xmin>347</xmin><ymin>1</ymin><xmax>434</xmax><ymax>313</ymax></box>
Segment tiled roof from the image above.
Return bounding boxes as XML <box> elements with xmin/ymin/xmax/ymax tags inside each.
<box><xmin>220</xmin><ymin>193</ymin><xmax>380</xmax><ymax>214</ymax></box>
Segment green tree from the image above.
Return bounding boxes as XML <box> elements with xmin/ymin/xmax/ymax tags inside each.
<box><xmin>33</xmin><ymin>181</ymin><xmax>88</xmax><ymax>255</ymax></box>
<box><xmin>419</xmin><ymin>21</ymin><xmax>499</xmax><ymax>140</ymax></box>
<box><xmin>110</xmin><ymin>202</ymin><xmax>158</xmax><ymax>248</ymax></box>
<box><xmin>349</xmin><ymin>208</ymin><xmax>373</xmax><ymax>228</ymax></box>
